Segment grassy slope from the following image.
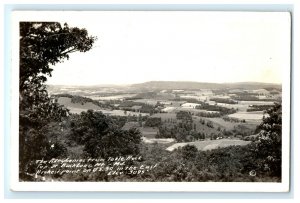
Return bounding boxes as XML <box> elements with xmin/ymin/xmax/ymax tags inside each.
<box><xmin>57</xmin><ymin>97</ymin><xmax>102</xmax><ymax>113</ymax></box>
<box><xmin>166</xmin><ymin>139</ymin><xmax>251</xmax><ymax>151</ymax></box>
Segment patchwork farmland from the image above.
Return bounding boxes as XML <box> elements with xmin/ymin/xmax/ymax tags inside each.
<box><xmin>51</xmin><ymin>81</ymin><xmax>281</xmax><ymax>152</ymax></box>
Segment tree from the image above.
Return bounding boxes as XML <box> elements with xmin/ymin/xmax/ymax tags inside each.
<box><xmin>255</xmin><ymin>103</ymin><xmax>282</xmax><ymax>177</ymax></box>
<box><xmin>181</xmin><ymin>145</ymin><xmax>198</xmax><ymax>161</ymax></box>
<box><xmin>144</xmin><ymin>117</ymin><xmax>162</xmax><ymax>127</ymax></box>
<box><xmin>71</xmin><ymin>110</ymin><xmax>141</xmax><ymax>158</ymax></box>
<box><xmin>19</xmin><ymin>22</ymin><xmax>96</xmax><ymax>113</ymax></box>
<box><xmin>19</xmin><ymin>22</ymin><xmax>96</xmax><ymax>179</ymax></box>
<box><xmin>206</xmin><ymin>121</ymin><xmax>214</xmax><ymax>128</ymax></box>
<box><xmin>20</xmin><ymin>22</ymin><xmax>96</xmax><ymax>93</ymax></box>
<box><xmin>176</xmin><ymin>111</ymin><xmax>192</xmax><ymax>121</ymax></box>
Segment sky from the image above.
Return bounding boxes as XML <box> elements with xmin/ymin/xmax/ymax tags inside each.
<box><xmin>30</xmin><ymin>11</ymin><xmax>291</xmax><ymax>86</ymax></box>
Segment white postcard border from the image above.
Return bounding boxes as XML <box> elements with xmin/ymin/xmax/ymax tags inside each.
<box><xmin>10</xmin><ymin>10</ymin><xmax>291</xmax><ymax>192</ymax></box>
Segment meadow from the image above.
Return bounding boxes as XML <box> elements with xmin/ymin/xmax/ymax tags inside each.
<box><xmin>166</xmin><ymin>139</ymin><xmax>251</xmax><ymax>151</ymax></box>
<box><xmin>228</xmin><ymin>111</ymin><xmax>265</xmax><ymax>121</ymax></box>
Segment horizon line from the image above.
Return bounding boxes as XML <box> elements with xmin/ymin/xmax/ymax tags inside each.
<box><xmin>46</xmin><ymin>80</ymin><xmax>282</xmax><ymax>87</ymax></box>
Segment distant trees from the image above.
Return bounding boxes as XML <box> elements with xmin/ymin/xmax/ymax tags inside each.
<box><xmin>231</xmin><ymin>125</ymin><xmax>254</xmax><ymax>137</ymax></box>
<box><xmin>195</xmin><ymin>103</ymin><xmax>237</xmax><ymax>116</ymax></box>
<box><xmin>144</xmin><ymin>117</ymin><xmax>162</xmax><ymax>127</ymax></box>
<box><xmin>210</xmin><ymin>98</ymin><xmax>238</xmax><ymax>104</ymax></box>
<box><xmin>157</xmin><ymin>120</ymin><xmax>206</xmax><ymax>142</ymax></box>
<box><xmin>231</xmin><ymin>92</ymin><xmax>275</xmax><ymax>101</ymax></box>
<box><xmin>176</xmin><ymin>111</ymin><xmax>192</xmax><ymax>121</ymax></box>
<box><xmin>118</xmin><ymin>101</ymin><xmax>158</xmax><ymax>114</ymax></box>
<box><xmin>156</xmin><ymin>126</ymin><xmax>176</xmax><ymax>139</ymax></box>
<box><xmin>130</xmin><ymin>92</ymin><xmax>158</xmax><ymax>99</ymax></box>
<box><xmin>206</xmin><ymin>121</ymin><xmax>214</xmax><ymax>128</ymax></box>
<box><xmin>230</xmin><ymin>92</ymin><xmax>260</xmax><ymax>101</ymax></box>
<box><xmin>53</xmin><ymin>94</ymin><xmax>112</xmax><ymax>108</ymax></box>
<box><xmin>246</xmin><ymin>104</ymin><xmax>275</xmax><ymax>112</ymax></box>
<box><xmin>199</xmin><ymin>118</ymin><xmax>206</xmax><ymax>125</ymax></box>
<box><xmin>195</xmin><ymin>112</ymin><xmax>221</xmax><ymax>118</ymax></box>
<box><xmin>223</xmin><ymin>116</ymin><xmax>246</xmax><ymax>123</ymax></box>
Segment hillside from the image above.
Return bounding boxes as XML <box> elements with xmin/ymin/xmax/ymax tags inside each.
<box><xmin>166</xmin><ymin>139</ymin><xmax>251</xmax><ymax>151</ymax></box>
<box><xmin>47</xmin><ymin>81</ymin><xmax>282</xmax><ymax>96</ymax></box>
<box><xmin>130</xmin><ymin>81</ymin><xmax>281</xmax><ymax>91</ymax></box>
<box><xmin>57</xmin><ymin>97</ymin><xmax>103</xmax><ymax>114</ymax></box>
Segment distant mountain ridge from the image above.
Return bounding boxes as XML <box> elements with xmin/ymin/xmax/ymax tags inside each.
<box><xmin>47</xmin><ymin>81</ymin><xmax>282</xmax><ymax>93</ymax></box>
<box><xmin>130</xmin><ymin>81</ymin><xmax>281</xmax><ymax>90</ymax></box>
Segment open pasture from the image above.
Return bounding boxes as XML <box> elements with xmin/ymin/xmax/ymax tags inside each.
<box><xmin>166</xmin><ymin>139</ymin><xmax>251</xmax><ymax>151</ymax></box>
<box><xmin>228</xmin><ymin>111</ymin><xmax>264</xmax><ymax>121</ymax></box>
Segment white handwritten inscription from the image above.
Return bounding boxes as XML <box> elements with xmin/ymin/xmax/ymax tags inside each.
<box><xmin>35</xmin><ymin>155</ymin><xmax>158</xmax><ymax>177</ymax></box>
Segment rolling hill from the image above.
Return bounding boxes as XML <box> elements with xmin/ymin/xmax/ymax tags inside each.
<box><xmin>130</xmin><ymin>81</ymin><xmax>282</xmax><ymax>91</ymax></box>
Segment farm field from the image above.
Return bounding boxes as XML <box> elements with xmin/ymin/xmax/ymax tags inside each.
<box><xmin>178</xmin><ymin>108</ymin><xmax>219</xmax><ymax>114</ymax></box>
<box><xmin>151</xmin><ymin>113</ymin><xmax>230</xmax><ymax>137</ymax></box>
<box><xmin>215</xmin><ymin>103</ymin><xmax>249</xmax><ymax>111</ymax></box>
<box><xmin>122</xmin><ymin>123</ymin><xmax>159</xmax><ymax>138</ymax></box>
<box><xmin>151</xmin><ymin>113</ymin><xmax>177</xmax><ymax>121</ymax></box>
<box><xmin>133</xmin><ymin>99</ymin><xmax>186</xmax><ymax>107</ymax></box>
<box><xmin>100</xmin><ymin>109</ymin><xmax>149</xmax><ymax>116</ymax></box>
<box><xmin>142</xmin><ymin>137</ymin><xmax>175</xmax><ymax>144</ymax></box>
<box><xmin>239</xmin><ymin>101</ymin><xmax>276</xmax><ymax>105</ymax></box>
<box><xmin>133</xmin><ymin>99</ymin><xmax>159</xmax><ymax>106</ymax></box>
<box><xmin>161</xmin><ymin>107</ymin><xmax>176</xmax><ymax>112</ymax></box>
<box><xmin>58</xmin><ymin>97</ymin><xmax>149</xmax><ymax>116</ymax></box>
<box><xmin>152</xmin><ymin>111</ymin><xmax>258</xmax><ymax>137</ymax></box>
<box><xmin>204</xmin><ymin>117</ymin><xmax>239</xmax><ymax>130</ymax></box>
<box><xmin>180</xmin><ymin>95</ymin><xmax>208</xmax><ymax>101</ymax></box>
<box><xmin>160</xmin><ymin>106</ymin><xmax>219</xmax><ymax>114</ymax></box>
<box><xmin>140</xmin><ymin>127</ymin><xmax>159</xmax><ymax>138</ymax></box>
<box><xmin>86</xmin><ymin>93</ymin><xmax>137</xmax><ymax>101</ymax></box>
<box><xmin>192</xmin><ymin>116</ymin><xmax>226</xmax><ymax>133</ymax></box>
<box><xmin>54</xmin><ymin>85</ymin><xmax>278</xmax><ymax>147</ymax></box>
<box><xmin>228</xmin><ymin>111</ymin><xmax>264</xmax><ymax>121</ymax></box>
<box><xmin>215</xmin><ymin>101</ymin><xmax>276</xmax><ymax>112</ymax></box>
<box><xmin>57</xmin><ymin>97</ymin><xmax>102</xmax><ymax>111</ymax></box>
<box><xmin>205</xmin><ymin>117</ymin><xmax>259</xmax><ymax>130</ymax></box>
<box><xmin>166</xmin><ymin>139</ymin><xmax>251</xmax><ymax>151</ymax></box>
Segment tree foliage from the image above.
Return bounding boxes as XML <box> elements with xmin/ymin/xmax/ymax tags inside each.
<box><xmin>19</xmin><ymin>22</ymin><xmax>96</xmax><ymax>178</ymax></box>
<box><xmin>70</xmin><ymin>110</ymin><xmax>141</xmax><ymax>158</ymax></box>
<box><xmin>20</xmin><ymin>22</ymin><xmax>96</xmax><ymax>92</ymax></box>
<box><xmin>144</xmin><ymin>117</ymin><xmax>162</xmax><ymax>127</ymax></box>
<box><xmin>255</xmin><ymin>103</ymin><xmax>282</xmax><ymax>176</ymax></box>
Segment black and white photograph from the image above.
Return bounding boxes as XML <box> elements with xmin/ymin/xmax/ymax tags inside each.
<box><xmin>11</xmin><ymin>11</ymin><xmax>291</xmax><ymax>192</ymax></box>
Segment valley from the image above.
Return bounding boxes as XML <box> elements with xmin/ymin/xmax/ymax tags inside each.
<box><xmin>48</xmin><ymin>81</ymin><xmax>281</xmax><ymax>151</ymax></box>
